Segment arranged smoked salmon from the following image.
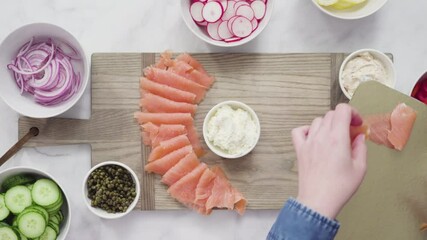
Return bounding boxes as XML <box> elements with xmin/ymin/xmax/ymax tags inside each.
<box><xmin>350</xmin><ymin>103</ymin><xmax>417</xmax><ymax>151</ymax></box>
<box><xmin>134</xmin><ymin>53</ymin><xmax>247</xmax><ymax>215</ymax></box>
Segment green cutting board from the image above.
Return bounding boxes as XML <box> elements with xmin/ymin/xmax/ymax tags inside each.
<box><xmin>337</xmin><ymin>81</ymin><xmax>427</xmax><ymax>240</ymax></box>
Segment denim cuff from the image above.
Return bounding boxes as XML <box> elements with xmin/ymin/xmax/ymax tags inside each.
<box><xmin>267</xmin><ymin>198</ymin><xmax>340</xmax><ymax>240</ymax></box>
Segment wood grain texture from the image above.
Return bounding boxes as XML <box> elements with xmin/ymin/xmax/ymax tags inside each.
<box><xmin>19</xmin><ymin>52</ymin><xmax>382</xmax><ymax>210</ymax></box>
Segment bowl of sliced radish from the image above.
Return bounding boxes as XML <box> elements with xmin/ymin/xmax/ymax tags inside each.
<box><xmin>182</xmin><ymin>0</ymin><xmax>273</xmax><ymax>47</ymax></box>
<box><xmin>0</xmin><ymin>166</ymin><xmax>70</xmax><ymax>240</ymax></box>
<box><xmin>0</xmin><ymin>23</ymin><xmax>89</xmax><ymax>118</ymax></box>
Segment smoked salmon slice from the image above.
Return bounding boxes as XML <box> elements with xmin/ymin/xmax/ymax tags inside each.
<box><xmin>388</xmin><ymin>103</ymin><xmax>417</xmax><ymax>151</ymax></box>
<box><xmin>162</xmin><ymin>152</ymin><xmax>200</xmax><ymax>186</ymax></box>
<box><xmin>186</xmin><ymin>124</ymin><xmax>205</xmax><ymax>157</ymax></box>
<box><xmin>140</xmin><ymin>122</ymin><xmax>159</xmax><ymax>146</ymax></box>
<box><xmin>205</xmin><ymin>167</ymin><xmax>247</xmax><ymax>214</ymax></box>
<box><xmin>140</xmin><ymin>77</ymin><xmax>196</xmax><ymax>104</ymax></box>
<box><xmin>140</xmin><ymin>93</ymin><xmax>197</xmax><ymax>115</ymax></box>
<box><xmin>144</xmin><ymin>145</ymin><xmax>193</xmax><ymax>174</ymax></box>
<box><xmin>144</xmin><ymin>67</ymin><xmax>207</xmax><ymax>103</ymax></box>
<box><xmin>154</xmin><ymin>52</ymin><xmax>214</xmax><ymax>87</ymax></box>
<box><xmin>168</xmin><ymin>61</ymin><xmax>214</xmax><ymax>88</ymax></box>
<box><xmin>168</xmin><ymin>163</ymin><xmax>208</xmax><ymax>207</ymax></box>
<box><xmin>349</xmin><ymin>103</ymin><xmax>416</xmax><ymax>151</ymax></box>
<box><xmin>134</xmin><ymin>112</ymin><xmax>193</xmax><ymax>125</ymax></box>
<box><xmin>176</xmin><ymin>53</ymin><xmax>208</xmax><ymax>75</ymax></box>
<box><xmin>148</xmin><ymin>134</ymin><xmax>191</xmax><ymax>162</ymax></box>
<box><xmin>152</xmin><ymin>124</ymin><xmax>188</xmax><ymax>147</ymax></box>
<box><xmin>194</xmin><ymin>168</ymin><xmax>216</xmax><ymax>207</ymax></box>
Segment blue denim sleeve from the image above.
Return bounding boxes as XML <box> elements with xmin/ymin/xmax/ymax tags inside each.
<box><xmin>267</xmin><ymin>198</ymin><xmax>340</xmax><ymax>240</ymax></box>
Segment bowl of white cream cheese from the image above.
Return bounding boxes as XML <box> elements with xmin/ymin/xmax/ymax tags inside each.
<box><xmin>339</xmin><ymin>49</ymin><xmax>396</xmax><ymax>99</ymax></box>
<box><xmin>203</xmin><ymin>101</ymin><xmax>260</xmax><ymax>159</ymax></box>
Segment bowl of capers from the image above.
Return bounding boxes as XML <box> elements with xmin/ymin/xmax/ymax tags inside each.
<box><xmin>82</xmin><ymin>161</ymin><xmax>140</xmax><ymax>219</ymax></box>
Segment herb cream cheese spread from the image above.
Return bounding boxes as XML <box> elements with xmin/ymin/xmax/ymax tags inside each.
<box><xmin>342</xmin><ymin>52</ymin><xmax>389</xmax><ymax>97</ymax></box>
<box><xmin>206</xmin><ymin>105</ymin><xmax>258</xmax><ymax>155</ymax></box>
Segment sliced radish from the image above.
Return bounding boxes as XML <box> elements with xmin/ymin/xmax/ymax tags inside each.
<box><xmin>251</xmin><ymin>18</ymin><xmax>258</xmax><ymax>31</ymax></box>
<box><xmin>222</xmin><ymin>1</ymin><xmax>236</xmax><ymax>20</ymax></box>
<box><xmin>224</xmin><ymin>37</ymin><xmax>242</xmax><ymax>42</ymax></box>
<box><xmin>231</xmin><ymin>16</ymin><xmax>252</xmax><ymax>38</ymax></box>
<box><xmin>234</xmin><ymin>1</ymin><xmax>250</xmax><ymax>10</ymax></box>
<box><xmin>207</xmin><ymin>21</ymin><xmax>223</xmax><ymax>41</ymax></box>
<box><xmin>202</xmin><ymin>1</ymin><xmax>224</xmax><ymax>23</ymax></box>
<box><xmin>209</xmin><ymin>0</ymin><xmax>228</xmax><ymax>11</ymax></box>
<box><xmin>218</xmin><ymin>21</ymin><xmax>234</xmax><ymax>39</ymax></box>
<box><xmin>197</xmin><ymin>21</ymin><xmax>208</xmax><ymax>26</ymax></box>
<box><xmin>227</xmin><ymin>15</ymin><xmax>239</xmax><ymax>32</ymax></box>
<box><xmin>190</xmin><ymin>2</ymin><xmax>205</xmax><ymax>23</ymax></box>
<box><xmin>251</xmin><ymin>1</ymin><xmax>266</xmax><ymax>20</ymax></box>
<box><xmin>236</xmin><ymin>5</ymin><xmax>255</xmax><ymax>20</ymax></box>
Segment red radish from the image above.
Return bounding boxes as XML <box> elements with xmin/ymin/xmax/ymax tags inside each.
<box><xmin>234</xmin><ymin>1</ymin><xmax>250</xmax><ymax>9</ymax></box>
<box><xmin>231</xmin><ymin>16</ymin><xmax>253</xmax><ymax>38</ymax></box>
<box><xmin>251</xmin><ymin>0</ymin><xmax>266</xmax><ymax>20</ymax></box>
<box><xmin>218</xmin><ymin>21</ymin><xmax>234</xmax><ymax>39</ymax></box>
<box><xmin>251</xmin><ymin>18</ymin><xmax>258</xmax><ymax>31</ymax></box>
<box><xmin>197</xmin><ymin>21</ymin><xmax>208</xmax><ymax>26</ymax></box>
<box><xmin>236</xmin><ymin>5</ymin><xmax>255</xmax><ymax>20</ymax></box>
<box><xmin>222</xmin><ymin>1</ymin><xmax>236</xmax><ymax>21</ymax></box>
<box><xmin>202</xmin><ymin>1</ymin><xmax>223</xmax><ymax>23</ymax></box>
<box><xmin>207</xmin><ymin>21</ymin><xmax>223</xmax><ymax>41</ymax></box>
<box><xmin>190</xmin><ymin>2</ymin><xmax>205</xmax><ymax>23</ymax></box>
<box><xmin>224</xmin><ymin>37</ymin><xmax>242</xmax><ymax>42</ymax></box>
<box><xmin>227</xmin><ymin>15</ymin><xmax>239</xmax><ymax>32</ymax></box>
<box><xmin>209</xmin><ymin>0</ymin><xmax>228</xmax><ymax>11</ymax></box>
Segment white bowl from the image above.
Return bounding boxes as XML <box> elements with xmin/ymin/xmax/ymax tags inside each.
<box><xmin>0</xmin><ymin>166</ymin><xmax>71</xmax><ymax>240</ymax></box>
<box><xmin>180</xmin><ymin>0</ymin><xmax>274</xmax><ymax>47</ymax></box>
<box><xmin>339</xmin><ymin>48</ymin><xmax>396</xmax><ymax>99</ymax></box>
<box><xmin>82</xmin><ymin>161</ymin><xmax>140</xmax><ymax>219</ymax></box>
<box><xmin>0</xmin><ymin>23</ymin><xmax>89</xmax><ymax>118</ymax></box>
<box><xmin>203</xmin><ymin>101</ymin><xmax>261</xmax><ymax>159</ymax></box>
<box><xmin>311</xmin><ymin>0</ymin><xmax>388</xmax><ymax>20</ymax></box>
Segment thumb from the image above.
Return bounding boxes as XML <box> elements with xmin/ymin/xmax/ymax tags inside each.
<box><xmin>352</xmin><ymin>134</ymin><xmax>367</xmax><ymax>171</ymax></box>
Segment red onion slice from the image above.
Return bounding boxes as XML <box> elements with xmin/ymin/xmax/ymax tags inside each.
<box><xmin>7</xmin><ymin>37</ymin><xmax>81</xmax><ymax>106</ymax></box>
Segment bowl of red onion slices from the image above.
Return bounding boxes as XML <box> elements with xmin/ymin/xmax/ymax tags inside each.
<box><xmin>0</xmin><ymin>23</ymin><xmax>89</xmax><ymax>118</ymax></box>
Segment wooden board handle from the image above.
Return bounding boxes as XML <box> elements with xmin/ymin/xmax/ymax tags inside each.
<box><xmin>0</xmin><ymin>127</ymin><xmax>39</xmax><ymax>166</ymax></box>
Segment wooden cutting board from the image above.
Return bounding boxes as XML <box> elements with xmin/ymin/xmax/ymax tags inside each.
<box><xmin>18</xmin><ymin>53</ymin><xmax>386</xmax><ymax>211</ymax></box>
<box><xmin>337</xmin><ymin>81</ymin><xmax>427</xmax><ymax>240</ymax></box>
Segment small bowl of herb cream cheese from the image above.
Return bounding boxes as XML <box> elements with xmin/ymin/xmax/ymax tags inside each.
<box><xmin>339</xmin><ymin>49</ymin><xmax>396</xmax><ymax>99</ymax></box>
<box><xmin>203</xmin><ymin>101</ymin><xmax>261</xmax><ymax>159</ymax></box>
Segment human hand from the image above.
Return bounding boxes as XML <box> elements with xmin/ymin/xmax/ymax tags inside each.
<box><xmin>294</xmin><ymin>103</ymin><xmax>367</xmax><ymax>219</ymax></box>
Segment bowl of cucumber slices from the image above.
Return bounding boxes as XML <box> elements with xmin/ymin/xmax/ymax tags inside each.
<box><xmin>0</xmin><ymin>167</ymin><xmax>70</xmax><ymax>240</ymax></box>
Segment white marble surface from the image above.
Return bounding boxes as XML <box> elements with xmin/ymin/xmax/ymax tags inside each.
<box><xmin>0</xmin><ymin>0</ymin><xmax>426</xmax><ymax>239</ymax></box>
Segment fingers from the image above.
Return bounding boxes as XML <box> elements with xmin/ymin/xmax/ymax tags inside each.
<box><xmin>352</xmin><ymin>134</ymin><xmax>367</xmax><ymax>171</ymax></box>
<box><xmin>334</xmin><ymin>104</ymin><xmax>363</xmax><ymax>127</ymax></box>
<box><xmin>322</xmin><ymin>111</ymin><xmax>335</xmax><ymax>128</ymax></box>
<box><xmin>307</xmin><ymin>117</ymin><xmax>323</xmax><ymax>140</ymax></box>
<box><xmin>292</xmin><ymin>125</ymin><xmax>309</xmax><ymax>152</ymax></box>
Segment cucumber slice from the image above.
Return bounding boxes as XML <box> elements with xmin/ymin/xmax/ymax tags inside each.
<box><xmin>56</xmin><ymin>211</ymin><xmax>63</xmax><ymax>222</ymax></box>
<box><xmin>49</xmin><ymin>215</ymin><xmax>59</xmax><ymax>225</ymax></box>
<box><xmin>19</xmin><ymin>206</ymin><xmax>49</xmax><ymax>224</ymax></box>
<box><xmin>0</xmin><ymin>226</ymin><xmax>19</xmax><ymax>240</ymax></box>
<box><xmin>5</xmin><ymin>186</ymin><xmax>32</xmax><ymax>214</ymax></box>
<box><xmin>38</xmin><ymin>226</ymin><xmax>57</xmax><ymax>240</ymax></box>
<box><xmin>47</xmin><ymin>221</ymin><xmax>59</xmax><ymax>235</ymax></box>
<box><xmin>19</xmin><ymin>232</ymin><xmax>28</xmax><ymax>240</ymax></box>
<box><xmin>17</xmin><ymin>212</ymin><xmax>46</xmax><ymax>238</ymax></box>
<box><xmin>2</xmin><ymin>175</ymin><xmax>35</xmax><ymax>191</ymax></box>
<box><xmin>31</xmin><ymin>179</ymin><xmax>60</xmax><ymax>207</ymax></box>
<box><xmin>0</xmin><ymin>195</ymin><xmax>10</xmax><ymax>221</ymax></box>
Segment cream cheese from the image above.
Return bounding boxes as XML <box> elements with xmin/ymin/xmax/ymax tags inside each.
<box><xmin>206</xmin><ymin>105</ymin><xmax>258</xmax><ymax>155</ymax></box>
<box><xmin>342</xmin><ymin>52</ymin><xmax>390</xmax><ymax>97</ymax></box>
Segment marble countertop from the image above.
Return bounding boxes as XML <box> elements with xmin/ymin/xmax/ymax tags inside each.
<box><xmin>1</xmin><ymin>0</ymin><xmax>426</xmax><ymax>239</ymax></box>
